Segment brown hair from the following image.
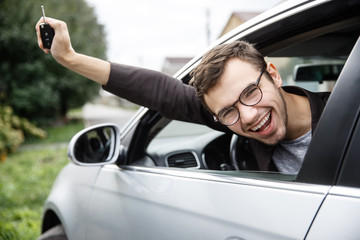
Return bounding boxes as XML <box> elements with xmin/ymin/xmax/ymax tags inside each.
<box><xmin>190</xmin><ymin>40</ymin><xmax>269</xmax><ymax>110</ymax></box>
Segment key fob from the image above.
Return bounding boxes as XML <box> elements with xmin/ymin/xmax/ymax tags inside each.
<box><xmin>40</xmin><ymin>23</ymin><xmax>55</xmax><ymax>49</ymax></box>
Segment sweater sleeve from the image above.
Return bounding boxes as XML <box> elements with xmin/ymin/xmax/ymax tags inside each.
<box><xmin>103</xmin><ymin>62</ymin><xmax>230</xmax><ymax>133</ymax></box>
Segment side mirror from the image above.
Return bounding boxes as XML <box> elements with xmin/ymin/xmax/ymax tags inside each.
<box><xmin>67</xmin><ymin>123</ymin><xmax>121</xmax><ymax>166</ymax></box>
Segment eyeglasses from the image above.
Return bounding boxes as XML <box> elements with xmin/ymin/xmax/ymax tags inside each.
<box><xmin>213</xmin><ymin>70</ymin><xmax>265</xmax><ymax>126</ymax></box>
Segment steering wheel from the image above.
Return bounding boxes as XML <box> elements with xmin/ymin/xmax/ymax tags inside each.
<box><xmin>229</xmin><ymin>134</ymin><xmax>258</xmax><ymax>170</ymax></box>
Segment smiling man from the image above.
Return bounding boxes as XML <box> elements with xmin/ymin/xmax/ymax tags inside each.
<box><xmin>36</xmin><ymin>18</ymin><xmax>330</xmax><ymax>174</ymax></box>
<box><xmin>191</xmin><ymin>41</ymin><xmax>323</xmax><ymax>173</ymax></box>
<box><xmin>203</xmin><ymin>60</ymin><xmax>291</xmax><ymax>146</ymax></box>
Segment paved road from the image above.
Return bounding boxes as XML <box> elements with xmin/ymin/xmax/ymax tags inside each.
<box><xmin>82</xmin><ymin>103</ymin><xmax>137</xmax><ymax>128</ymax></box>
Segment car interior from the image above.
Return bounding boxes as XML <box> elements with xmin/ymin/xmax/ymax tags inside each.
<box><xmin>125</xmin><ymin>12</ymin><xmax>360</xmax><ymax>180</ymax></box>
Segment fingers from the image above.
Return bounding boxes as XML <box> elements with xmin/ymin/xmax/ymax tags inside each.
<box><xmin>35</xmin><ymin>17</ymin><xmax>75</xmax><ymax>64</ymax></box>
<box><xmin>35</xmin><ymin>17</ymin><xmax>66</xmax><ymax>54</ymax></box>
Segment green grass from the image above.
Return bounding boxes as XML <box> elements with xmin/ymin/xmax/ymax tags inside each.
<box><xmin>0</xmin><ymin>121</ymin><xmax>85</xmax><ymax>240</ymax></box>
<box><xmin>25</xmin><ymin>120</ymin><xmax>85</xmax><ymax>145</ymax></box>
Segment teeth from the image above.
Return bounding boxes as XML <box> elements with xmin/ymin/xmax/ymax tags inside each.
<box><xmin>251</xmin><ymin>112</ymin><xmax>271</xmax><ymax>132</ymax></box>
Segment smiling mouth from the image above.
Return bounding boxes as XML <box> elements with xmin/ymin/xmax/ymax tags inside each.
<box><xmin>251</xmin><ymin>112</ymin><xmax>271</xmax><ymax>132</ymax></box>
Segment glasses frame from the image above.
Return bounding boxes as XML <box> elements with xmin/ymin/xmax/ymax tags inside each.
<box><xmin>213</xmin><ymin>70</ymin><xmax>265</xmax><ymax>126</ymax></box>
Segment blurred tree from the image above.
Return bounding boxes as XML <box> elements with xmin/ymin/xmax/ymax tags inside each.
<box><xmin>0</xmin><ymin>0</ymin><xmax>107</xmax><ymax>125</ymax></box>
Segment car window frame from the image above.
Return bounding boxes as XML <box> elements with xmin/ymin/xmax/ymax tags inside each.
<box><xmin>336</xmin><ymin>109</ymin><xmax>360</xmax><ymax>188</ymax></box>
<box><xmin>297</xmin><ymin>35</ymin><xmax>360</xmax><ymax>185</ymax></box>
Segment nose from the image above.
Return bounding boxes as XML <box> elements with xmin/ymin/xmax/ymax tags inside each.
<box><xmin>237</xmin><ymin>102</ymin><xmax>258</xmax><ymax>125</ymax></box>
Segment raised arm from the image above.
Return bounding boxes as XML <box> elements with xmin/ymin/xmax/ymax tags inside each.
<box><xmin>35</xmin><ymin>17</ymin><xmax>110</xmax><ymax>85</ymax></box>
<box><xmin>35</xmin><ymin>17</ymin><xmax>228</xmax><ymax>133</ymax></box>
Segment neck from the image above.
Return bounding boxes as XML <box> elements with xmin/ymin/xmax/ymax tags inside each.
<box><xmin>282</xmin><ymin>89</ymin><xmax>311</xmax><ymax>140</ymax></box>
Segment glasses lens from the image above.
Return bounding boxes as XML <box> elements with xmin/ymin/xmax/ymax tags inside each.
<box><xmin>218</xmin><ymin>107</ymin><xmax>239</xmax><ymax>126</ymax></box>
<box><xmin>240</xmin><ymin>85</ymin><xmax>262</xmax><ymax>106</ymax></box>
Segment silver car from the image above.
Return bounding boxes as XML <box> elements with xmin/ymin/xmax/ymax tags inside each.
<box><xmin>38</xmin><ymin>0</ymin><xmax>360</xmax><ymax>239</ymax></box>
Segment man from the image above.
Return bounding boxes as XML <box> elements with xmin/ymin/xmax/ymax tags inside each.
<box><xmin>35</xmin><ymin>17</ymin><xmax>330</xmax><ymax>174</ymax></box>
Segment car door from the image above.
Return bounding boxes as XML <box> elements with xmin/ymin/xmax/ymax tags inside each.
<box><xmin>305</xmin><ymin>90</ymin><xmax>360</xmax><ymax>239</ymax></box>
<box><xmin>85</xmin><ymin>163</ymin><xmax>329</xmax><ymax>240</ymax></box>
<box><xmin>84</xmin><ymin>117</ymin><xmax>329</xmax><ymax>240</ymax></box>
<box><xmin>303</xmin><ymin>35</ymin><xmax>360</xmax><ymax>240</ymax></box>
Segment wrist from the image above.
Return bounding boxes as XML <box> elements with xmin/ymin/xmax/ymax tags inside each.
<box><xmin>55</xmin><ymin>48</ymin><xmax>78</xmax><ymax>68</ymax></box>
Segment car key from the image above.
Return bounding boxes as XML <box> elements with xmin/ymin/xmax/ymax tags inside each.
<box><xmin>39</xmin><ymin>5</ymin><xmax>54</xmax><ymax>49</ymax></box>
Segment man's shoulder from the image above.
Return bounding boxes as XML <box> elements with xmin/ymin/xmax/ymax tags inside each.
<box><xmin>282</xmin><ymin>86</ymin><xmax>330</xmax><ymax>103</ymax></box>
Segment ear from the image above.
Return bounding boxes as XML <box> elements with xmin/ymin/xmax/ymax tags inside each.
<box><xmin>267</xmin><ymin>62</ymin><xmax>282</xmax><ymax>88</ymax></box>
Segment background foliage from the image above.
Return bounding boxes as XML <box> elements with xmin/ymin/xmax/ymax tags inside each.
<box><xmin>0</xmin><ymin>121</ymin><xmax>84</xmax><ymax>239</ymax></box>
<box><xmin>0</xmin><ymin>105</ymin><xmax>46</xmax><ymax>159</ymax></box>
<box><xmin>0</xmin><ymin>146</ymin><xmax>70</xmax><ymax>239</ymax></box>
<box><xmin>0</xmin><ymin>0</ymin><xmax>107</xmax><ymax>125</ymax></box>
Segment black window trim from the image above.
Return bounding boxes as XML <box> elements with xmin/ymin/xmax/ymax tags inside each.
<box><xmin>297</xmin><ymin>36</ymin><xmax>360</xmax><ymax>185</ymax></box>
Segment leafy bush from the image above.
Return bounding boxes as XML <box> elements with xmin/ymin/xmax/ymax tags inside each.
<box><xmin>0</xmin><ymin>105</ymin><xmax>46</xmax><ymax>159</ymax></box>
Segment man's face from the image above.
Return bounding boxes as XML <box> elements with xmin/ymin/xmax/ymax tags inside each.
<box><xmin>204</xmin><ymin>58</ymin><xmax>287</xmax><ymax>146</ymax></box>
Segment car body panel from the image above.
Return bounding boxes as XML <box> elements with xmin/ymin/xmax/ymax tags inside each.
<box><xmin>43</xmin><ymin>164</ymin><xmax>101</xmax><ymax>239</ymax></box>
<box><xmin>85</xmin><ymin>165</ymin><xmax>329</xmax><ymax>240</ymax></box>
<box><xmin>307</xmin><ymin>186</ymin><xmax>360</xmax><ymax>239</ymax></box>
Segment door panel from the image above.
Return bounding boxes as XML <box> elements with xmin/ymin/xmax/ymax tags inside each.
<box><xmin>306</xmin><ymin>186</ymin><xmax>360</xmax><ymax>239</ymax></box>
<box><xmin>86</xmin><ymin>166</ymin><xmax>328</xmax><ymax>240</ymax></box>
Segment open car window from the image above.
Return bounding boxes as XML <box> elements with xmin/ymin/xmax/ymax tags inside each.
<box><xmin>146</xmin><ymin>119</ymin><xmax>298</xmax><ymax>182</ymax></box>
<box><xmin>139</xmin><ymin>11</ymin><xmax>360</xmax><ymax>184</ymax></box>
